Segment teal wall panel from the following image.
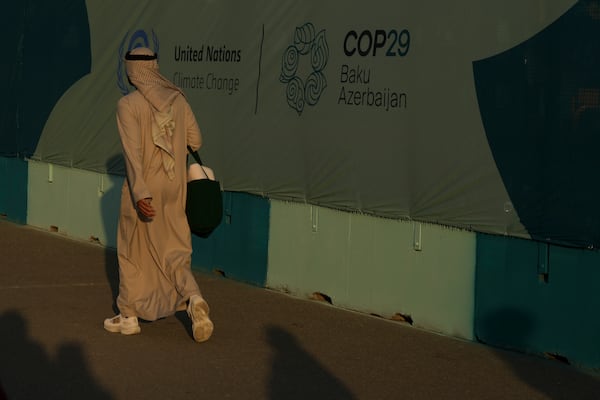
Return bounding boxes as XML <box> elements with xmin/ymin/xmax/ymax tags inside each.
<box><xmin>475</xmin><ymin>233</ymin><xmax>600</xmax><ymax>373</ymax></box>
<box><xmin>0</xmin><ymin>157</ymin><xmax>27</xmax><ymax>224</ymax></box>
<box><xmin>191</xmin><ymin>191</ymin><xmax>270</xmax><ymax>287</ymax></box>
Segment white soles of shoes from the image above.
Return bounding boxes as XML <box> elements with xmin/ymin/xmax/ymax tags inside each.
<box><xmin>187</xmin><ymin>295</ymin><xmax>214</xmax><ymax>343</ymax></box>
<box><xmin>103</xmin><ymin>314</ymin><xmax>141</xmax><ymax>335</ymax></box>
<box><xmin>104</xmin><ymin>296</ymin><xmax>213</xmax><ymax>342</ymax></box>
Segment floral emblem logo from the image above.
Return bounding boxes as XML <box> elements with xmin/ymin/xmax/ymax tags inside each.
<box><xmin>117</xmin><ymin>29</ymin><xmax>160</xmax><ymax>95</ymax></box>
<box><xmin>279</xmin><ymin>23</ymin><xmax>329</xmax><ymax>115</ymax></box>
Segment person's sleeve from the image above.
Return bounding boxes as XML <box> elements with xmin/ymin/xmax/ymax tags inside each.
<box><xmin>184</xmin><ymin>100</ymin><xmax>202</xmax><ymax>152</ymax></box>
<box><xmin>117</xmin><ymin>97</ymin><xmax>151</xmax><ymax>203</ymax></box>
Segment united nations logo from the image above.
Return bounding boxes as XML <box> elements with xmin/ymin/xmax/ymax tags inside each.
<box><xmin>117</xmin><ymin>29</ymin><xmax>160</xmax><ymax>95</ymax></box>
<box><xmin>279</xmin><ymin>23</ymin><xmax>329</xmax><ymax>115</ymax></box>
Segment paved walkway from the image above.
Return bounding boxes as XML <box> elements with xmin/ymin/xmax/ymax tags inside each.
<box><xmin>0</xmin><ymin>219</ymin><xmax>599</xmax><ymax>400</ymax></box>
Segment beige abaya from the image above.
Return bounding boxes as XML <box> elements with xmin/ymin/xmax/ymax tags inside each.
<box><xmin>115</xmin><ymin>61</ymin><xmax>203</xmax><ymax>321</ymax></box>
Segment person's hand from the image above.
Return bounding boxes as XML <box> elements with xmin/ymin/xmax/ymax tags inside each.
<box><xmin>137</xmin><ymin>198</ymin><xmax>156</xmax><ymax>219</ymax></box>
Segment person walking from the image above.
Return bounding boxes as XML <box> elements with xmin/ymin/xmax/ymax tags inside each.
<box><xmin>104</xmin><ymin>46</ymin><xmax>213</xmax><ymax>342</ymax></box>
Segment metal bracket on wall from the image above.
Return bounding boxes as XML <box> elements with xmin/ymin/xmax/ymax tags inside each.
<box><xmin>224</xmin><ymin>192</ymin><xmax>233</xmax><ymax>224</ymax></box>
<box><xmin>413</xmin><ymin>222</ymin><xmax>422</xmax><ymax>251</ymax></box>
<box><xmin>537</xmin><ymin>242</ymin><xmax>550</xmax><ymax>283</ymax></box>
<box><xmin>48</xmin><ymin>164</ymin><xmax>54</xmax><ymax>183</ymax></box>
<box><xmin>98</xmin><ymin>175</ymin><xmax>105</xmax><ymax>195</ymax></box>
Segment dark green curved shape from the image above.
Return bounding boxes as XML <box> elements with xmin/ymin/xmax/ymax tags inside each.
<box><xmin>0</xmin><ymin>0</ymin><xmax>91</xmax><ymax>158</ymax></box>
<box><xmin>474</xmin><ymin>1</ymin><xmax>600</xmax><ymax>249</ymax></box>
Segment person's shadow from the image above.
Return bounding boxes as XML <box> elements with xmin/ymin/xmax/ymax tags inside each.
<box><xmin>478</xmin><ymin>307</ymin><xmax>600</xmax><ymax>400</ymax></box>
<box><xmin>266</xmin><ymin>325</ymin><xmax>357</xmax><ymax>400</ymax></box>
<box><xmin>0</xmin><ymin>310</ymin><xmax>113</xmax><ymax>399</ymax></box>
<box><xmin>100</xmin><ymin>154</ymin><xmax>125</xmax><ymax>315</ymax></box>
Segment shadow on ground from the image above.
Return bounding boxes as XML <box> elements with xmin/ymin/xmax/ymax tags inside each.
<box><xmin>0</xmin><ymin>310</ymin><xmax>113</xmax><ymax>400</ymax></box>
<box><xmin>479</xmin><ymin>307</ymin><xmax>600</xmax><ymax>400</ymax></box>
<box><xmin>266</xmin><ymin>324</ymin><xmax>357</xmax><ymax>399</ymax></box>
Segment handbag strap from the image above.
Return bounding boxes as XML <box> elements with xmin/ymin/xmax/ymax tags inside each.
<box><xmin>187</xmin><ymin>145</ymin><xmax>204</xmax><ymax>165</ymax></box>
<box><xmin>187</xmin><ymin>145</ymin><xmax>211</xmax><ymax>180</ymax></box>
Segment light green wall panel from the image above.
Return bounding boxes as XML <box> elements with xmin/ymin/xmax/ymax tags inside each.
<box><xmin>27</xmin><ymin>160</ymin><xmax>122</xmax><ymax>248</ymax></box>
<box><xmin>267</xmin><ymin>200</ymin><xmax>476</xmax><ymax>340</ymax></box>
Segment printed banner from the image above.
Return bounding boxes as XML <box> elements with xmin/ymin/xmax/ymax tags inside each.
<box><xmin>28</xmin><ymin>0</ymin><xmax>600</xmax><ymax>248</ymax></box>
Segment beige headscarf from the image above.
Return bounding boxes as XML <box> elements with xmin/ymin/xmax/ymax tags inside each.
<box><xmin>125</xmin><ymin>47</ymin><xmax>184</xmax><ymax>180</ymax></box>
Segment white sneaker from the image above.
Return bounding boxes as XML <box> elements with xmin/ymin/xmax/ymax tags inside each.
<box><xmin>103</xmin><ymin>314</ymin><xmax>141</xmax><ymax>335</ymax></box>
<box><xmin>187</xmin><ymin>295</ymin><xmax>214</xmax><ymax>342</ymax></box>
